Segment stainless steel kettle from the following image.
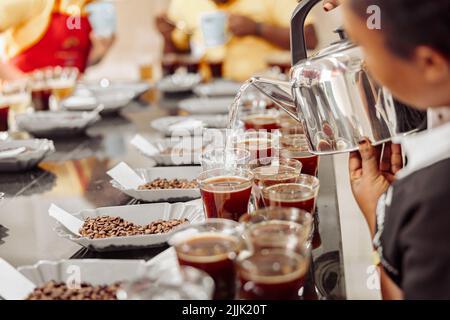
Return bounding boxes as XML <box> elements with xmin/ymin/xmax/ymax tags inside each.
<box><xmin>249</xmin><ymin>0</ymin><xmax>420</xmax><ymax>155</ymax></box>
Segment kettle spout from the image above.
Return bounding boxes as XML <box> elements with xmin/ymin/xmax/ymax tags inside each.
<box><xmin>250</xmin><ymin>77</ymin><xmax>301</xmax><ymax>124</ymax></box>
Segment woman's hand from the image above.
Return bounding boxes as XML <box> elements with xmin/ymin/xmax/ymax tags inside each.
<box><xmin>88</xmin><ymin>33</ymin><xmax>116</xmax><ymax>66</ymax></box>
<box><xmin>323</xmin><ymin>0</ymin><xmax>340</xmax><ymax>11</ymax></box>
<box><xmin>349</xmin><ymin>139</ymin><xmax>403</xmax><ymax>235</ymax></box>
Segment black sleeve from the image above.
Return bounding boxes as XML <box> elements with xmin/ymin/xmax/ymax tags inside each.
<box><xmin>399</xmin><ymin>194</ymin><xmax>450</xmax><ymax>300</ymax></box>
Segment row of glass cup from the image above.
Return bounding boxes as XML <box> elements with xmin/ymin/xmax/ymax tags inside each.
<box><xmin>0</xmin><ymin>67</ymin><xmax>79</xmax><ymax>138</ymax></box>
<box><xmin>120</xmin><ymin>207</ymin><xmax>313</xmax><ymax>300</ymax></box>
<box><xmin>119</xmin><ymin>129</ymin><xmax>321</xmax><ymax>300</ymax></box>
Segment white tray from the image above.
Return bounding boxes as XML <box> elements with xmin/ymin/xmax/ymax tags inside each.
<box><xmin>81</xmin><ymin>80</ymin><xmax>152</xmax><ymax>99</ymax></box>
<box><xmin>18</xmin><ymin>259</ymin><xmax>148</xmax><ymax>288</ymax></box>
<box><xmin>151</xmin><ymin>115</ymin><xmax>227</xmax><ymax>136</ymax></box>
<box><xmin>157</xmin><ymin>74</ymin><xmax>201</xmax><ymax>93</ymax></box>
<box><xmin>194</xmin><ymin>80</ymin><xmax>242</xmax><ymax>97</ymax></box>
<box><xmin>110</xmin><ymin>166</ymin><xmax>202</xmax><ymax>203</ymax></box>
<box><xmin>62</xmin><ymin>91</ymin><xmax>134</xmax><ymax>114</ymax></box>
<box><xmin>16</xmin><ymin>111</ymin><xmax>100</xmax><ymax>137</ymax></box>
<box><xmin>0</xmin><ymin>139</ymin><xmax>55</xmax><ymax>172</ymax></box>
<box><xmin>52</xmin><ymin>202</ymin><xmax>205</xmax><ymax>251</ymax></box>
<box><xmin>131</xmin><ymin>135</ymin><xmax>203</xmax><ymax>166</ymax></box>
<box><xmin>178</xmin><ymin>97</ymin><xmax>233</xmax><ymax>115</ymax></box>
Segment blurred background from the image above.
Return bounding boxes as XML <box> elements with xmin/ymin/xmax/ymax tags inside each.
<box><xmin>84</xmin><ymin>0</ymin><xmax>343</xmax><ymax>81</ymax></box>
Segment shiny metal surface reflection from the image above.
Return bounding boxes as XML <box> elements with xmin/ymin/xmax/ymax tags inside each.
<box><xmin>250</xmin><ymin>44</ymin><xmax>417</xmax><ymax>155</ymax></box>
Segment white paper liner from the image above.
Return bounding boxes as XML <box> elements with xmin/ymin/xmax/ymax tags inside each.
<box><xmin>0</xmin><ymin>139</ymin><xmax>55</xmax><ymax>172</ymax></box>
<box><xmin>108</xmin><ymin>164</ymin><xmax>202</xmax><ymax>202</ymax></box>
<box><xmin>51</xmin><ymin>202</ymin><xmax>205</xmax><ymax>251</ymax></box>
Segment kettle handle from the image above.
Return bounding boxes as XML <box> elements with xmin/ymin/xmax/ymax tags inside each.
<box><xmin>291</xmin><ymin>0</ymin><xmax>321</xmax><ymax>65</ymax></box>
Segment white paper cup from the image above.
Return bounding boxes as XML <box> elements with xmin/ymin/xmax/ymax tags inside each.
<box><xmin>200</xmin><ymin>11</ymin><xmax>228</xmax><ymax>47</ymax></box>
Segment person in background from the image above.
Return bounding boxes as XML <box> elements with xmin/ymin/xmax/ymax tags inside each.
<box><xmin>341</xmin><ymin>0</ymin><xmax>450</xmax><ymax>299</ymax></box>
<box><xmin>0</xmin><ymin>0</ymin><xmax>115</xmax><ymax>74</ymax></box>
<box><xmin>156</xmin><ymin>0</ymin><xmax>318</xmax><ymax>82</ymax></box>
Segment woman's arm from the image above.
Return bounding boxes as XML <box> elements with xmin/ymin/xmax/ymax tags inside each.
<box><xmin>349</xmin><ymin>140</ymin><xmax>405</xmax><ymax>299</ymax></box>
<box><xmin>228</xmin><ymin>14</ymin><xmax>318</xmax><ymax>50</ymax></box>
<box><xmin>0</xmin><ymin>0</ymin><xmax>46</xmax><ymax>32</ymax></box>
<box><xmin>155</xmin><ymin>13</ymin><xmax>190</xmax><ymax>54</ymax></box>
<box><xmin>379</xmin><ymin>267</ymin><xmax>403</xmax><ymax>300</ymax></box>
<box><xmin>0</xmin><ymin>62</ymin><xmax>24</xmax><ymax>80</ymax></box>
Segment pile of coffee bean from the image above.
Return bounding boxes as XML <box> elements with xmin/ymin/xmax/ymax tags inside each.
<box><xmin>138</xmin><ymin>178</ymin><xmax>197</xmax><ymax>190</ymax></box>
<box><xmin>26</xmin><ymin>281</ymin><xmax>121</xmax><ymax>300</ymax></box>
<box><xmin>146</xmin><ymin>219</ymin><xmax>189</xmax><ymax>234</ymax></box>
<box><xmin>79</xmin><ymin>216</ymin><xmax>189</xmax><ymax>239</ymax></box>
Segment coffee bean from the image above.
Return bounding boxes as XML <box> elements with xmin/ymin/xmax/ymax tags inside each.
<box><xmin>138</xmin><ymin>178</ymin><xmax>197</xmax><ymax>190</ymax></box>
<box><xmin>79</xmin><ymin>216</ymin><xmax>189</xmax><ymax>239</ymax></box>
<box><xmin>26</xmin><ymin>281</ymin><xmax>121</xmax><ymax>300</ymax></box>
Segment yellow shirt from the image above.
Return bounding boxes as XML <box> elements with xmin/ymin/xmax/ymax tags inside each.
<box><xmin>167</xmin><ymin>0</ymin><xmax>311</xmax><ymax>82</ymax></box>
<box><xmin>0</xmin><ymin>0</ymin><xmax>93</xmax><ymax>60</ymax></box>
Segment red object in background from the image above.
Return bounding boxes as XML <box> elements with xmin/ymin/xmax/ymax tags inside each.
<box><xmin>9</xmin><ymin>12</ymin><xmax>92</xmax><ymax>73</ymax></box>
<box><xmin>0</xmin><ymin>106</ymin><xmax>9</xmax><ymax>131</ymax></box>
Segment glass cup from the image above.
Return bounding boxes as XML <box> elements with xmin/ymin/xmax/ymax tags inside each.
<box><xmin>169</xmin><ymin>219</ymin><xmax>243</xmax><ymax>300</ymax></box>
<box><xmin>45</xmin><ymin>66</ymin><xmax>78</xmax><ymax>110</ymax></box>
<box><xmin>161</xmin><ymin>54</ymin><xmax>180</xmax><ymax>76</ymax></box>
<box><xmin>0</xmin><ymin>104</ymin><xmax>9</xmax><ymax>139</ymax></box>
<box><xmin>0</xmin><ymin>79</ymin><xmax>31</xmax><ymax>134</ymax></box>
<box><xmin>200</xmin><ymin>11</ymin><xmax>228</xmax><ymax>47</ymax></box>
<box><xmin>244</xmin><ymin>220</ymin><xmax>310</xmax><ymax>254</ymax></box>
<box><xmin>242</xmin><ymin>109</ymin><xmax>281</xmax><ymax>131</ymax></box>
<box><xmin>208</xmin><ymin>59</ymin><xmax>224</xmax><ymax>79</ymax></box>
<box><xmin>239</xmin><ymin>207</ymin><xmax>313</xmax><ymax>247</ymax></box>
<box><xmin>262</xmin><ymin>174</ymin><xmax>320</xmax><ymax>214</ymax></box>
<box><xmin>250</xmin><ymin>157</ymin><xmax>302</xmax><ymax>186</ymax></box>
<box><xmin>250</xmin><ymin>157</ymin><xmax>302</xmax><ymax>209</ymax></box>
<box><xmin>200</xmin><ymin>148</ymin><xmax>251</xmax><ymax>171</ymax></box>
<box><xmin>236</xmin><ymin>248</ymin><xmax>310</xmax><ymax>300</ymax></box>
<box><xmin>86</xmin><ymin>2</ymin><xmax>117</xmax><ymax>38</ymax></box>
<box><xmin>30</xmin><ymin>70</ymin><xmax>52</xmax><ymax>111</ymax></box>
<box><xmin>280</xmin><ymin>133</ymin><xmax>319</xmax><ymax>176</ymax></box>
<box><xmin>139</xmin><ymin>64</ymin><xmax>154</xmax><ymax>82</ymax></box>
<box><xmin>178</xmin><ymin>55</ymin><xmax>201</xmax><ymax>74</ymax></box>
<box><xmin>197</xmin><ymin>167</ymin><xmax>254</xmax><ymax>221</ymax></box>
<box><xmin>117</xmin><ymin>265</ymin><xmax>215</xmax><ymax>300</ymax></box>
<box><xmin>234</xmin><ymin>131</ymin><xmax>278</xmax><ymax>161</ymax></box>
